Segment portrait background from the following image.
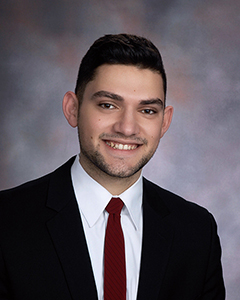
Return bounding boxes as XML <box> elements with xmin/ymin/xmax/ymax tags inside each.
<box><xmin>1</xmin><ymin>1</ymin><xmax>239</xmax><ymax>299</ymax></box>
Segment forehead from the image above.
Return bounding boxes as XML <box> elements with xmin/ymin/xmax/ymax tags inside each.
<box><xmin>83</xmin><ymin>64</ymin><xmax>164</xmax><ymax>101</ymax></box>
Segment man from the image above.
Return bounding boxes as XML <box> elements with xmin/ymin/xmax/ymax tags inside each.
<box><xmin>0</xmin><ymin>34</ymin><xmax>225</xmax><ymax>299</ymax></box>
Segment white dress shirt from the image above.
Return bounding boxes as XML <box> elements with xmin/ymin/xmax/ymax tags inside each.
<box><xmin>71</xmin><ymin>155</ymin><xmax>143</xmax><ymax>300</ymax></box>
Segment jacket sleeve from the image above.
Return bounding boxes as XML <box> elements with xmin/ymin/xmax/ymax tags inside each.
<box><xmin>200</xmin><ymin>213</ymin><xmax>225</xmax><ymax>299</ymax></box>
<box><xmin>0</xmin><ymin>245</ymin><xmax>12</xmax><ymax>300</ymax></box>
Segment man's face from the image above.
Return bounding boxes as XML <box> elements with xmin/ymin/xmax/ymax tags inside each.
<box><xmin>77</xmin><ymin>64</ymin><xmax>172</xmax><ymax>180</ymax></box>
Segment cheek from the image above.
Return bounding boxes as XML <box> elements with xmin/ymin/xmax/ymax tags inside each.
<box><xmin>147</xmin><ymin>131</ymin><xmax>162</xmax><ymax>152</ymax></box>
<box><xmin>144</xmin><ymin>122</ymin><xmax>162</xmax><ymax>143</ymax></box>
<box><xmin>150</xmin><ymin>135</ymin><xmax>161</xmax><ymax>149</ymax></box>
<box><xmin>79</xmin><ymin>112</ymin><xmax>99</xmax><ymax>133</ymax></box>
<box><xmin>78</xmin><ymin>113</ymin><xmax>107</xmax><ymax>146</ymax></box>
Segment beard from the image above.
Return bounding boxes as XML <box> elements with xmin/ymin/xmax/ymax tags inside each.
<box><xmin>78</xmin><ymin>123</ymin><xmax>159</xmax><ymax>178</ymax></box>
<box><xmin>79</xmin><ymin>141</ymin><xmax>156</xmax><ymax>179</ymax></box>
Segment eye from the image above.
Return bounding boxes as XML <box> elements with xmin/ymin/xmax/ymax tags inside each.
<box><xmin>141</xmin><ymin>108</ymin><xmax>156</xmax><ymax>115</ymax></box>
<box><xmin>99</xmin><ymin>103</ymin><xmax>115</xmax><ymax>109</ymax></box>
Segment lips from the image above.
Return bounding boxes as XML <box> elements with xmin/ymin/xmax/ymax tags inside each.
<box><xmin>105</xmin><ymin>141</ymin><xmax>138</xmax><ymax>150</ymax></box>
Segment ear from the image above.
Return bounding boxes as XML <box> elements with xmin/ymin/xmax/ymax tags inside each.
<box><xmin>62</xmin><ymin>91</ymin><xmax>79</xmax><ymax>128</ymax></box>
<box><xmin>160</xmin><ymin>105</ymin><xmax>174</xmax><ymax>138</ymax></box>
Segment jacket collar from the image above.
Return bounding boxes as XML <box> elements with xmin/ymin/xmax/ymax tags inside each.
<box><xmin>46</xmin><ymin>156</ymin><xmax>98</xmax><ymax>300</ymax></box>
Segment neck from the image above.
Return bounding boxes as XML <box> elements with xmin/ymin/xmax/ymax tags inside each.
<box><xmin>79</xmin><ymin>156</ymin><xmax>141</xmax><ymax>195</ymax></box>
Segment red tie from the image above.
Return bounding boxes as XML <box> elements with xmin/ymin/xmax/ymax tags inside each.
<box><xmin>104</xmin><ymin>197</ymin><xmax>126</xmax><ymax>300</ymax></box>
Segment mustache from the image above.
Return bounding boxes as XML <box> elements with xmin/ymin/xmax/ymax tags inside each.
<box><xmin>99</xmin><ymin>133</ymin><xmax>148</xmax><ymax>145</ymax></box>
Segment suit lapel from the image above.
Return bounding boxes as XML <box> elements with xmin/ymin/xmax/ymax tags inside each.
<box><xmin>137</xmin><ymin>178</ymin><xmax>175</xmax><ymax>300</ymax></box>
<box><xmin>46</xmin><ymin>157</ymin><xmax>98</xmax><ymax>300</ymax></box>
<box><xmin>44</xmin><ymin>159</ymin><xmax>174</xmax><ymax>300</ymax></box>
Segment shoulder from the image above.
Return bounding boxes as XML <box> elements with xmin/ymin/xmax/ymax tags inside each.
<box><xmin>0</xmin><ymin>156</ymin><xmax>75</xmax><ymax>220</ymax></box>
<box><xmin>0</xmin><ymin>157</ymin><xmax>76</xmax><ymax>244</ymax></box>
<box><xmin>143</xmin><ymin>177</ymin><xmax>214</xmax><ymax>225</ymax></box>
<box><xmin>142</xmin><ymin>178</ymin><xmax>221</xmax><ymax>259</ymax></box>
<box><xmin>143</xmin><ymin>179</ymin><xmax>225</xmax><ymax>297</ymax></box>
<box><xmin>0</xmin><ymin>172</ymin><xmax>50</xmax><ymax>207</ymax></box>
<box><xmin>0</xmin><ymin>157</ymin><xmax>75</xmax><ymax>197</ymax></box>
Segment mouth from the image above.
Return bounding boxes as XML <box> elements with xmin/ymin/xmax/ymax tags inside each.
<box><xmin>105</xmin><ymin>141</ymin><xmax>139</xmax><ymax>150</ymax></box>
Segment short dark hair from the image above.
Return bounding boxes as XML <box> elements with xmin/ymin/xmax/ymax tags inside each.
<box><xmin>75</xmin><ymin>34</ymin><xmax>167</xmax><ymax>105</ymax></box>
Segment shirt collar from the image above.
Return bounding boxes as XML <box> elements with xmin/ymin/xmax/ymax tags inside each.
<box><xmin>71</xmin><ymin>155</ymin><xmax>143</xmax><ymax>230</ymax></box>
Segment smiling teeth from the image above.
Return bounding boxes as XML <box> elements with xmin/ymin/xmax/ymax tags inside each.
<box><xmin>106</xmin><ymin>141</ymin><xmax>137</xmax><ymax>150</ymax></box>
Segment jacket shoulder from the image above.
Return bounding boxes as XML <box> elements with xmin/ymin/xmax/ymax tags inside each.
<box><xmin>0</xmin><ymin>157</ymin><xmax>75</xmax><ymax>224</ymax></box>
<box><xmin>0</xmin><ymin>157</ymin><xmax>75</xmax><ymax>201</ymax></box>
<box><xmin>143</xmin><ymin>177</ymin><xmax>211</xmax><ymax>221</ymax></box>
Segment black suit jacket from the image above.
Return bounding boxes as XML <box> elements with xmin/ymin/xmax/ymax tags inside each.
<box><xmin>0</xmin><ymin>157</ymin><xmax>225</xmax><ymax>299</ymax></box>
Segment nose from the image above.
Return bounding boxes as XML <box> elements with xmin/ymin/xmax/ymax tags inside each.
<box><xmin>112</xmin><ymin>109</ymin><xmax>140</xmax><ymax>137</ymax></box>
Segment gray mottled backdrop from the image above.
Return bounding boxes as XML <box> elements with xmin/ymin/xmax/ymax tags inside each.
<box><xmin>1</xmin><ymin>0</ymin><xmax>239</xmax><ymax>298</ymax></box>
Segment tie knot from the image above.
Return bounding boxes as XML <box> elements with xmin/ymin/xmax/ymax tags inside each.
<box><xmin>106</xmin><ymin>197</ymin><xmax>124</xmax><ymax>215</ymax></box>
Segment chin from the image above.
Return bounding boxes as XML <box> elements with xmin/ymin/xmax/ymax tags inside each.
<box><xmin>98</xmin><ymin>161</ymin><xmax>144</xmax><ymax>179</ymax></box>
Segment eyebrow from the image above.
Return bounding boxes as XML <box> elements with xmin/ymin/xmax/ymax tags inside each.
<box><xmin>139</xmin><ymin>98</ymin><xmax>164</xmax><ymax>108</ymax></box>
<box><xmin>92</xmin><ymin>90</ymin><xmax>164</xmax><ymax>107</ymax></box>
<box><xmin>91</xmin><ymin>91</ymin><xmax>123</xmax><ymax>101</ymax></box>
